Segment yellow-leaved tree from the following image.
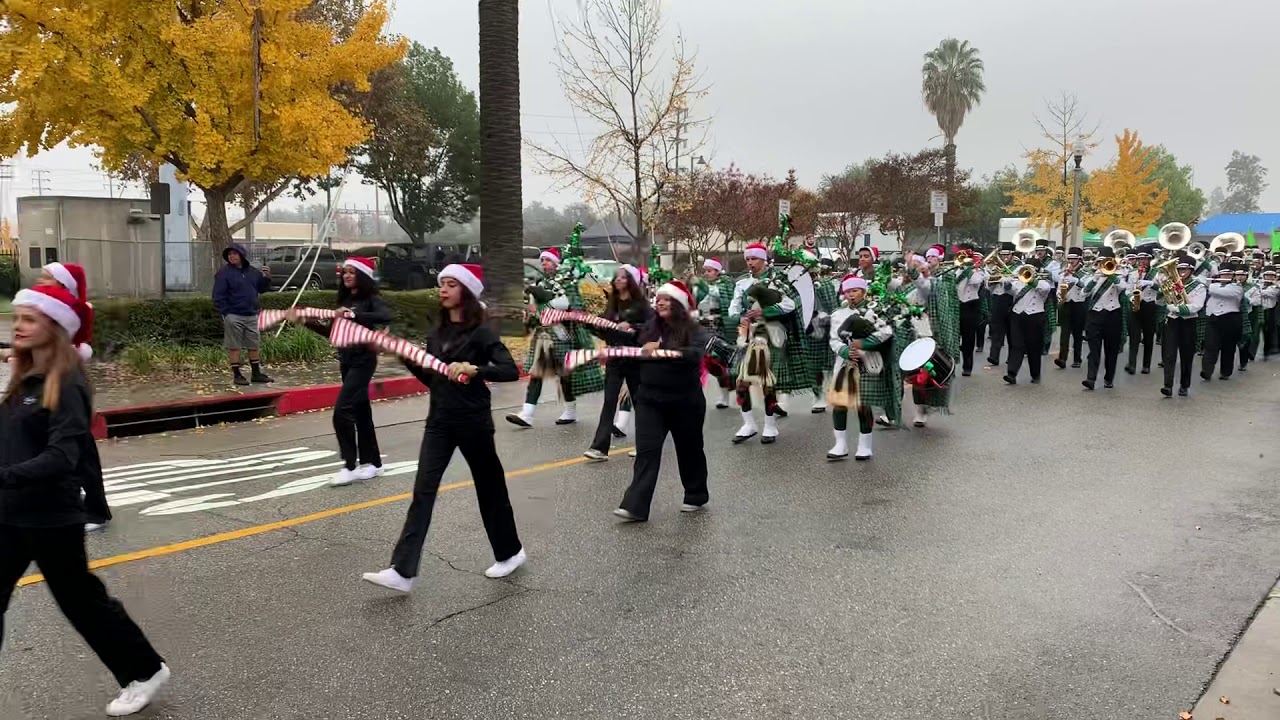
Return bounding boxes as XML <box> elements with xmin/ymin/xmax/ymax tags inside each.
<box><xmin>0</xmin><ymin>0</ymin><xmax>405</xmax><ymax>251</ymax></box>
<box><xmin>1083</xmin><ymin>129</ymin><xmax>1168</xmax><ymax>234</ymax></box>
<box><xmin>1004</xmin><ymin>92</ymin><xmax>1101</xmax><ymax>235</ymax></box>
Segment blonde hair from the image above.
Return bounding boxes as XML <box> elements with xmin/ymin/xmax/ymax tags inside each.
<box><xmin>3</xmin><ymin>312</ymin><xmax>85</xmax><ymax>411</ymax></box>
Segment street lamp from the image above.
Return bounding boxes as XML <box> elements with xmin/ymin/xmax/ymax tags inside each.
<box><xmin>690</xmin><ymin>155</ymin><xmax>707</xmax><ymax>175</ymax></box>
<box><xmin>1070</xmin><ymin>138</ymin><xmax>1085</xmax><ymax>248</ymax></box>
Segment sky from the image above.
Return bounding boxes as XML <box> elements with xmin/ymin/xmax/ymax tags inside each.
<box><xmin>9</xmin><ymin>0</ymin><xmax>1280</xmax><ymax>224</ymax></box>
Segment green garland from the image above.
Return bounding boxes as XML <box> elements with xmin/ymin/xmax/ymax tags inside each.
<box><xmin>557</xmin><ymin>222</ymin><xmax>591</xmax><ymax>280</ymax></box>
<box><xmin>768</xmin><ymin>213</ymin><xmax>818</xmax><ymax>271</ymax></box>
<box><xmin>867</xmin><ymin>261</ymin><xmax>922</xmax><ymax>319</ymax></box>
<box><xmin>647</xmin><ymin>242</ymin><xmax>672</xmax><ymax>286</ymax></box>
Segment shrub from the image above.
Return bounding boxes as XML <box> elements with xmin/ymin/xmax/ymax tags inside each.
<box><xmin>117</xmin><ymin>327</ymin><xmax>337</xmax><ymax>373</ymax></box>
<box><xmin>0</xmin><ymin>255</ymin><xmax>18</xmax><ymax>299</ymax></box>
<box><xmin>94</xmin><ymin>289</ymin><xmax>441</xmax><ymax>351</ymax></box>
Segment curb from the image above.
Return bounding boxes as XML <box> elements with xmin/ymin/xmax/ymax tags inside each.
<box><xmin>1189</xmin><ymin>582</ymin><xmax>1280</xmax><ymax>719</ymax></box>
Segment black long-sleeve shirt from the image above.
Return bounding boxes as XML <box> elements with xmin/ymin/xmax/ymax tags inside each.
<box><xmin>596</xmin><ymin>294</ymin><xmax>653</xmax><ymax>347</ymax></box>
<box><xmin>402</xmin><ymin>322</ymin><xmax>520</xmax><ymax>426</ymax></box>
<box><xmin>0</xmin><ymin>368</ymin><xmax>99</xmax><ymax>527</ymax></box>
<box><xmin>625</xmin><ymin>321</ymin><xmax>708</xmax><ymax>405</ymax></box>
<box><xmin>305</xmin><ymin>293</ymin><xmax>393</xmax><ymax>365</ymax></box>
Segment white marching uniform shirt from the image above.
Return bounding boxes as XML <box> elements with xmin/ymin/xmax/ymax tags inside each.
<box><xmin>1129</xmin><ymin>267</ymin><xmax>1159</xmax><ymax>302</ymax></box>
<box><xmin>728</xmin><ymin>272</ymin><xmax>796</xmax><ymax>318</ymax></box>
<box><xmin>1166</xmin><ymin>282</ymin><xmax>1207</xmax><ymax>319</ymax></box>
<box><xmin>1245</xmin><ymin>283</ymin><xmax>1263</xmax><ymax>308</ymax></box>
<box><xmin>1083</xmin><ymin>272</ymin><xmax>1130</xmax><ymax>311</ymax></box>
<box><xmin>1261</xmin><ymin>284</ymin><xmax>1280</xmax><ymax>310</ymax></box>
<box><xmin>1007</xmin><ymin>278</ymin><xmax>1052</xmax><ymax>314</ymax></box>
<box><xmin>827</xmin><ymin>304</ymin><xmax>894</xmax><ymax>378</ymax></box>
<box><xmin>955</xmin><ymin>267</ymin><xmax>986</xmax><ymax>303</ymax></box>
<box><xmin>1055</xmin><ymin>264</ymin><xmax>1088</xmax><ymax>303</ymax></box>
<box><xmin>887</xmin><ymin>274</ymin><xmax>932</xmax><ymax>306</ymax></box>
<box><xmin>1205</xmin><ymin>282</ymin><xmax>1244</xmax><ymax>316</ymax></box>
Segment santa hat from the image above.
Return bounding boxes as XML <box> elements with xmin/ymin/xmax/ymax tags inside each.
<box><xmin>44</xmin><ymin>262</ymin><xmax>87</xmax><ymax>301</ymax></box>
<box><xmin>839</xmin><ymin>273</ymin><xmax>868</xmax><ymax>293</ymax></box>
<box><xmin>620</xmin><ymin>264</ymin><xmax>643</xmax><ymax>287</ymax></box>
<box><xmin>743</xmin><ymin>242</ymin><xmax>769</xmax><ymax>261</ymax></box>
<box><xmin>859</xmin><ymin>247</ymin><xmax>880</xmax><ymax>262</ymax></box>
<box><xmin>656</xmin><ymin>280</ymin><xmax>695</xmax><ymax>312</ymax></box>
<box><xmin>13</xmin><ymin>285</ymin><xmax>82</xmax><ymax>341</ymax></box>
<box><xmin>925</xmin><ymin>244</ymin><xmax>946</xmax><ymax>260</ymax></box>
<box><xmin>540</xmin><ymin>247</ymin><xmax>562</xmax><ymax>266</ymax></box>
<box><xmin>438</xmin><ymin>263</ymin><xmax>484</xmax><ymax>298</ymax></box>
<box><xmin>703</xmin><ymin>257</ymin><xmax>723</xmax><ymax>272</ymax></box>
<box><xmin>343</xmin><ymin>257</ymin><xmax>377</xmax><ymax>279</ymax></box>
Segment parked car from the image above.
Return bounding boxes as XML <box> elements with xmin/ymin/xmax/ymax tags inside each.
<box><xmin>348</xmin><ymin>242</ymin><xmax>482</xmax><ymax>290</ymax></box>
<box><xmin>264</xmin><ymin>245</ymin><xmax>346</xmax><ymax>292</ymax></box>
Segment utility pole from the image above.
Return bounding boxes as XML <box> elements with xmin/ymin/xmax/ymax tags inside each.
<box><xmin>31</xmin><ymin>169</ymin><xmax>50</xmax><ymax>196</ymax></box>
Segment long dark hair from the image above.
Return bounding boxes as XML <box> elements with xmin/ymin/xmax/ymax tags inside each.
<box><xmin>435</xmin><ymin>286</ymin><xmax>487</xmax><ymax>333</ymax></box>
<box><xmin>337</xmin><ymin>269</ymin><xmax>379</xmax><ymax>306</ymax></box>
<box><xmin>605</xmin><ymin>270</ymin><xmax>645</xmax><ymax>319</ymax></box>
<box><xmin>639</xmin><ymin>298</ymin><xmax>696</xmax><ymax>349</ymax></box>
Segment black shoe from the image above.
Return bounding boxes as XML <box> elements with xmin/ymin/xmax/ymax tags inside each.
<box><xmin>1178</xmin><ymin>387</ymin><xmax>1188</xmax><ymax>397</ymax></box>
<box><xmin>986</xmin><ymin>357</ymin><xmax>999</xmax><ymax>367</ymax></box>
<box><xmin>505</xmin><ymin>413</ymin><xmax>531</xmax><ymax>428</ymax></box>
<box><xmin>1071</xmin><ymin>361</ymin><xmax>1081</xmax><ymax>368</ymax></box>
<box><xmin>811</xmin><ymin>406</ymin><xmax>827</xmax><ymax>414</ymax></box>
<box><xmin>250</xmin><ymin>364</ymin><xmax>272</xmax><ymax>383</ymax></box>
<box><xmin>1158</xmin><ymin>362</ymin><xmax>1165</xmax><ymax>368</ymax></box>
<box><xmin>611</xmin><ymin>426</ymin><xmax>626</xmax><ymax>439</ymax></box>
<box><xmin>1239</xmin><ymin>365</ymin><xmax>1248</xmax><ymax>372</ymax></box>
<box><xmin>1160</xmin><ymin>386</ymin><xmax>1172</xmax><ymax>397</ymax></box>
<box><xmin>1002</xmin><ymin>375</ymin><xmax>1016</xmax><ymax>385</ymax></box>
<box><xmin>1104</xmin><ymin>380</ymin><xmax>1114</xmax><ymax>389</ymax></box>
<box><xmin>1219</xmin><ymin>375</ymin><xmax>1230</xmax><ymax>381</ymax></box>
<box><xmin>1082</xmin><ymin>380</ymin><xmax>1095</xmax><ymax>391</ymax></box>
<box><xmin>1054</xmin><ymin>358</ymin><xmax>1066</xmax><ymax>369</ymax></box>
<box><xmin>773</xmin><ymin>407</ymin><xmax>789</xmax><ymax>419</ymax></box>
<box><xmin>1141</xmin><ymin>368</ymin><xmax>1150</xmax><ymax>375</ymax></box>
<box><xmin>1030</xmin><ymin>377</ymin><xmax>1040</xmax><ymax>384</ymax></box>
<box><xmin>962</xmin><ymin>369</ymin><xmax>972</xmax><ymax>377</ymax></box>
<box><xmin>1124</xmin><ymin>366</ymin><xmax>1135</xmax><ymax>375</ymax></box>
<box><xmin>761</xmin><ymin>435</ymin><xmax>776</xmax><ymax>445</ymax></box>
<box><xmin>234</xmin><ymin>373</ymin><xmax>250</xmax><ymax>387</ymax></box>
<box><xmin>1201</xmin><ymin>372</ymin><xmax>1211</xmax><ymax>381</ymax></box>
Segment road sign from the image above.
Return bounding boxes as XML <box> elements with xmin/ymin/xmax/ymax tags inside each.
<box><xmin>778</xmin><ymin>199</ymin><xmax>791</xmax><ymax>218</ymax></box>
<box><xmin>934</xmin><ymin>212</ymin><xmax>944</xmax><ymax>228</ymax></box>
<box><xmin>930</xmin><ymin>191</ymin><xmax>948</xmax><ymax>214</ymax></box>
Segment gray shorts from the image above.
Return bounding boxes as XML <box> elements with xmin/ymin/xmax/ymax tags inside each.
<box><xmin>223</xmin><ymin>314</ymin><xmax>261</xmax><ymax>351</ymax></box>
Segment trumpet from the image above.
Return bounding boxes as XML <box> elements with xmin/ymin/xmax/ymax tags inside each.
<box><xmin>1015</xmin><ymin>264</ymin><xmax>1050</xmax><ymax>284</ymax></box>
<box><xmin>1097</xmin><ymin>257</ymin><xmax>1119</xmax><ymax>276</ymax></box>
<box><xmin>980</xmin><ymin>246</ymin><xmax>1012</xmax><ymax>276</ymax></box>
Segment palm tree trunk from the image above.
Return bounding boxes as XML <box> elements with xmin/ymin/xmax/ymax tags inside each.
<box><xmin>478</xmin><ymin>0</ymin><xmax>524</xmax><ymax>335</ymax></box>
<box><xmin>944</xmin><ymin>142</ymin><xmax>957</xmax><ymax>191</ymax></box>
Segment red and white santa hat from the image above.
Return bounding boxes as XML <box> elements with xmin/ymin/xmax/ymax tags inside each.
<box><xmin>743</xmin><ymin>242</ymin><xmax>770</xmax><ymax>261</ymax></box>
<box><xmin>839</xmin><ymin>273</ymin><xmax>868</xmax><ymax>293</ymax></box>
<box><xmin>858</xmin><ymin>247</ymin><xmax>880</xmax><ymax>262</ymax></box>
<box><xmin>343</xmin><ymin>256</ymin><xmax>377</xmax><ymax>279</ymax></box>
<box><xmin>703</xmin><ymin>257</ymin><xmax>723</xmax><ymax>272</ymax></box>
<box><xmin>438</xmin><ymin>263</ymin><xmax>484</xmax><ymax>298</ymax></box>
<box><xmin>620</xmin><ymin>264</ymin><xmax>643</xmax><ymax>287</ymax></box>
<box><xmin>44</xmin><ymin>262</ymin><xmax>87</xmax><ymax>301</ymax></box>
<box><xmin>540</xmin><ymin>247</ymin><xmax>562</xmax><ymax>267</ymax></box>
<box><xmin>656</xmin><ymin>280</ymin><xmax>696</xmax><ymax>313</ymax></box>
<box><xmin>925</xmin><ymin>244</ymin><xmax>946</xmax><ymax>260</ymax></box>
<box><xmin>14</xmin><ymin>285</ymin><xmax>82</xmax><ymax>340</ymax></box>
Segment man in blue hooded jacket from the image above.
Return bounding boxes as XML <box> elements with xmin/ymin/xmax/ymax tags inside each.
<box><xmin>212</xmin><ymin>243</ymin><xmax>273</xmax><ymax>386</ymax></box>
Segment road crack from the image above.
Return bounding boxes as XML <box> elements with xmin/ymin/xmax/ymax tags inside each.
<box><xmin>425</xmin><ymin>587</ymin><xmax>530</xmax><ymax>630</ymax></box>
<box><xmin>1123</xmin><ymin>578</ymin><xmax>1192</xmax><ymax>637</ymax></box>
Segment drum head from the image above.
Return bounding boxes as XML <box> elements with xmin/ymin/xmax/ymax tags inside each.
<box><xmin>898</xmin><ymin>337</ymin><xmax>937</xmax><ymax>372</ymax></box>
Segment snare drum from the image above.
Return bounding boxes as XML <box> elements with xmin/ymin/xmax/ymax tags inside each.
<box><xmin>705</xmin><ymin>335</ymin><xmax>735</xmax><ymax>365</ymax></box>
<box><xmin>898</xmin><ymin>337</ymin><xmax>956</xmax><ymax>385</ymax></box>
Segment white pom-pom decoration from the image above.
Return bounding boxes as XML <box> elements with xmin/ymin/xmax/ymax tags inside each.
<box><xmin>77</xmin><ymin>343</ymin><xmax>94</xmax><ymax>361</ymax></box>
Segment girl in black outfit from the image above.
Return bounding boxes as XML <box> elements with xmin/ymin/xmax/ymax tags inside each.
<box><xmin>1</xmin><ymin>286</ymin><xmax>170</xmax><ymax>717</ymax></box>
<box><xmin>613</xmin><ymin>281</ymin><xmax>710</xmax><ymax>522</ymax></box>
<box><xmin>291</xmin><ymin>257</ymin><xmax>391</xmax><ymax>487</ymax></box>
<box><xmin>584</xmin><ymin>265</ymin><xmax>652</xmax><ymax>461</ymax></box>
<box><xmin>362</xmin><ymin>264</ymin><xmax>526</xmax><ymax>593</ymax></box>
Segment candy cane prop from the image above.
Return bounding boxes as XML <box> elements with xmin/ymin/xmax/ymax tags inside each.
<box><xmin>328</xmin><ymin>318</ymin><xmax>463</xmax><ymax>382</ymax></box>
<box><xmin>563</xmin><ymin>346</ymin><xmax>683</xmax><ymax>373</ymax></box>
<box><xmin>258</xmin><ymin>307</ymin><xmax>339</xmax><ymax>331</ymax></box>
<box><xmin>539</xmin><ymin>308</ymin><xmax>635</xmax><ymax>335</ymax></box>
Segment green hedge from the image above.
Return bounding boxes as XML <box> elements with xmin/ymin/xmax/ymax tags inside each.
<box><xmin>0</xmin><ymin>255</ymin><xmax>17</xmax><ymax>298</ymax></box>
<box><xmin>94</xmin><ymin>290</ymin><xmax>441</xmax><ymax>349</ymax></box>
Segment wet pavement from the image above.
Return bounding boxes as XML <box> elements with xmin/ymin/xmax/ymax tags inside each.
<box><xmin>3</xmin><ymin>361</ymin><xmax>1280</xmax><ymax>719</ymax></box>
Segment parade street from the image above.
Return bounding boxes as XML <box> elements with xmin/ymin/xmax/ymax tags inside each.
<box><xmin>3</xmin><ymin>367</ymin><xmax>1279</xmax><ymax>720</ymax></box>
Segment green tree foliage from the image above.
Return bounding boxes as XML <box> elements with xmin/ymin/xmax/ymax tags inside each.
<box><xmin>1147</xmin><ymin>146</ymin><xmax>1207</xmax><ymax>225</ymax></box>
<box><xmin>921</xmin><ymin>38</ymin><xmax>986</xmax><ymax>187</ymax></box>
<box><xmin>955</xmin><ymin>166</ymin><xmax>1019</xmax><ymax>245</ymax></box>
<box><xmin>1221</xmin><ymin>151</ymin><xmax>1268</xmax><ymax>214</ymax></box>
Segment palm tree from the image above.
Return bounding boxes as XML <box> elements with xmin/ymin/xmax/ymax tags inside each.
<box><xmin>921</xmin><ymin>38</ymin><xmax>986</xmax><ymax>190</ymax></box>
<box><xmin>478</xmin><ymin>0</ymin><xmax>524</xmax><ymax>333</ymax></box>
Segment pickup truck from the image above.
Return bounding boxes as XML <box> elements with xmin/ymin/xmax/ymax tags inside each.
<box><xmin>348</xmin><ymin>242</ymin><xmax>482</xmax><ymax>290</ymax></box>
<box><xmin>264</xmin><ymin>245</ymin><xmax>346</xmax><ymax>291</ymax></box>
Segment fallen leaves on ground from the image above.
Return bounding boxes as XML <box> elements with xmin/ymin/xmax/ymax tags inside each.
<box><xmin>1179</xmin><ymin>711</ymin><xmax>1192</xmax><ymax>720</ymax></box>
<box><xmin>1219</xmin><ymin>696</ymin><xmax>1229</xmax><ymax>704</ymax></box>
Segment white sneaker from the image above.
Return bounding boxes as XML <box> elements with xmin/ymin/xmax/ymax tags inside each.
<box><xmin>85</xmin><ymin>521</ymin><xmax>109</xmax><ymax>533</ymax></box>
<box><xmin>627</xmin><ymin>449</ymin><xmax>636</xmax><ymax>458</ymax></box>
<box><xmin>583</xmin><ymin>449</ymin><xmax>609</xmax><ymax>461</ymax></box>
<box><xmin>680</xmin><ymin>503</ymin><xmax>705</xmax><ymax>513</ymax></box>
<box><xmin>855</xmin><ymin>432</ymin><xmax>873</xmax><ymax>461</ymax></box>
<box><xmin>505</xmin><ymin>402</ymin><xmax>536</xmax><ymax>428</ymax></box>
<box><xmin>105</xmin><ymin>663</ymin><xmax>171</xmax><ymax>716</ymax></box>
<box><xmin>485</xmin><ymin>548</ymin><xmax>527</xmax><ymax>578</ymax></box>
<box><xmin>361</xmin><ymin>567</ymin><xmax>414</xmax><ymax>593</ymax></box>
<box><xmin>354</xmin><ymin>464</ymin><xmax>384</xmax><ymax>481</ymax></box>
<box><xmin>555</xmin><ymin>403</ymin><xmax>578</xmax><ymax>425</ymax></box>
<box><xmin>614</xmin><ymin>409</ymin><xmax>632</xmax><ymax>435</ymax></box>
<box><xmin>612</xmin><ymin>508</ymin><xmax>643</xmax><ymax>521</ymax></box>
<box><xmin>330</xmin><ymin>467</ymin><xmax>359</xmax><ymax>487</ymax></box>
<box><xmin>732</xmin><ymin>411</ymin><xmax>758</xmax><ymax>444</ymax></box>
<box><xmin>761</xmin><ymin>415</ymin><xmax>779</xmax><ymax>444</ymax></box>
<box><xmin>827</xmin><ymin>429</ymin><xmax>848</xmax><ymax>460</ymax></box>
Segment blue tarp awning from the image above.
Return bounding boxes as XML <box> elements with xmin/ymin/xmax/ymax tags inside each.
<box><xmin>1194</xmin><ymin>213</ymin><xmax>1280</xmax><ymax>235</ymax></box>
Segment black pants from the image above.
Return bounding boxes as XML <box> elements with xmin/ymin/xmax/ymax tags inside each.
<box><xmin>986</xmin><ymin>294</ymin><xmax>1012</xmax><ymax>363</ymax></box>
<box><xmin>1265</xmin><ymin>308</ymin><xmax>1278</xmax><ymax>357</ymax></box>
<box><xmin>0</xmin><ymin>524</ymin><xmax>164</xmax><ymax>687</ymax></box>
<box><xmin>959</xmin><ymin>299</ymin><xmax>981</xmax><ymax>372</ymax></box>
<box><xmin>1085</xmin><ymin>308</ymin><xmax>1123</xmax><ymax>383</ymax></box>
<box><xmin>1202</xmin><ymin>313</ymin><xmax>1243</xmax><ymax>379</ymax></box>
<box><xmin>1163</xmin><ymin>318</ymin><xmax>1197</xmax><ymax>390</ymax></box>
<box><xmin>392</xmin><ymin>421</ymin><xmax>522</xmax><ymax>578</ymax></box>
<box><xmin>590</xmin><ymin>364</ymin><xmax>637</xmax><ymax>453</ymax></box>
<box><xmin>82</xmin><ymin>445</ymin><xmax>112</xmax><ymax>525</ymax></box>
<box><xmin>334</xmin><ymin>357</ymin><xmax>381</xmax><ymax>471</ymax></box>
<box><xmin>1057</xmin><ymin>301</ymin><xmax>1085</xmax><ymax>364</ymax></box>
<box><xmin>525</xmin><ymin>377</ymin><xmax>575</xmax><ymax>404</ymax></box>
<box><xmin>1006</xmin><ymin>311</ymin><xmax>1046</xmax><ymax>380</ymax></box>
<box><xmin>620</xmin><ymin>397</ymin><xmax>709</xmax><ymax>520</ymax></box>
<box><xmin>1127</xmin><ymin>302</ymin><xmax>1158</xmax><ymax>371</ymax></box>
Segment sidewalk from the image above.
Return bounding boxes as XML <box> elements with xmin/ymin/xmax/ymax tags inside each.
<box><xmin>1191</xmin><ymin>581</ymin><xmax>1280</xmax><ymax>719</ymax></box>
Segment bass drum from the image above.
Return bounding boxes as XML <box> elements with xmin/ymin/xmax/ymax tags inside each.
<box><xmin>898</xmin><ymin>337</ymin><xmax>955</xmax><ymax>385</ymax></box>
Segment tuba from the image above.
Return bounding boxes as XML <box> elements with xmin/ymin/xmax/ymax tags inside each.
<box><xmin>1186</xmin><ymin>241</ymin><xmax>1208</xmax><ymax>264</ymax></box>
<box><xmin>1158</xmin><ymin>222</ymin><xmax>1192</xmax><ymax>253</ymax></box>
<box><xmin>1209</xmin><ymin>232</ymin><xmax>1245</xmax><ymax>260</ymax></box>
<box><xmin>1013</xmin><ymin>229</ymin><xmax>1041</xmax><ymax>255</ymax></box>
<box><xmin>1104</xmin><ymin>229</ymin><xmax>1135</xmax><ymax>259</ymax></box>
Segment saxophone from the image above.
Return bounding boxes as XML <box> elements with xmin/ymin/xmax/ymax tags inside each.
<box><xmin>1130</xmin><ymin>264</ymin><xmax>1147</xmax><ymax>312</ymax></box>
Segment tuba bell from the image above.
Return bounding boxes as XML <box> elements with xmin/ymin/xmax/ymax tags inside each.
<box><xmin>1104</xmin><ymin>229</ymin><xmax>1135</xmax><ymax>257</ymax></box>
<box><xmin>1158</xmin><ymin>222</ymin><xmax>1192</xmax><ymax>252</ymax></box>
<box><xmin>1209</xmin><ymin>232</ymin><xmax>1245</xmax><ymax>258</ymax></box>
<box><xmin>1186</xmin><ymin>241</ymin><xmax>1208</xmax><ymax>264</ymax></box>
<box><xmin>1013</xmin><ymin>229</ymin><xmax>1041</xmax><ymax>255</ymax></box>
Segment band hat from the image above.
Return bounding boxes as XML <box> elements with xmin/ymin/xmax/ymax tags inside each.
<box><xmin>1176</xmin><ymin>254</ymin><xmax>1194</xmax><ymax>269</ymax></box>
<box><xmin>619</xmin><ymin>263</ymin><xmax>643</xmax><ymax>287</ymax></box>
<box><xmin>839</xmin><ymin>273</ymin><xmax>867</xmax><ymax>293</ymax></box>
<box><xmin>655</xmin><ymin>280</ymin><xmax>695</xmax><ymax>312</ymax></box>
<box><xmin>1097</xmin><ymin>247</ymin><xmax>1116</xmax><ymax>259</ymax></box>
<box><xmin>13</xmin><ymin>285</ymin><xmax>82</xmax><ymax>338</ymax></box>
<box><xmin>703</xmin><ymin>257</ymin><xmax>723</xmax><ymax>272</ymax></box>
<box><xmin>744</xmin><ymin>242</ymin><xmax>770</xmax><ymax>261</ymax></box>
<box><xmin>539</xmin><ymin>247</ymin><xmax>562</xmax><ymax>266</ymax></box>
<box><xmin>1066</xmin><ymin>247</ymin><xmax>1083</xmax><ymax>258</ymax></box>
<box><xmin>343</xmin><ymin>257</ymin><xmax>377</xmax><ymax>279</ymax></box>
<box><xmin>437</xmin><ymin>263</ymin><xmax>484</xmax><ymax>298</ymax></box>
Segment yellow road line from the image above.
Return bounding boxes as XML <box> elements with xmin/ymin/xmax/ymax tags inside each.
<box><xmin>18</xmin><ymin>446</ymin><xmax>633</xmax><ymax>588</ymax></box>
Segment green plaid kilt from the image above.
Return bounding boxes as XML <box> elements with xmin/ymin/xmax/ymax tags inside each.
<box><xmin>979</xmin><ymin>290</ymin><xmax>992</xmax><ymax>325</ymax></box>
<box><xmin>522</xmin><ymin>324</ymin><xmax>605</xmax><ymax>397</ymax></box>
<box><xmin>1241</xmin><ymin>307</ymin><xmax>1263</xmax><ymax>351</ymax></box>
<box><xmin>808</xmin><ymin>279</ymin><xmax>839</xmax><ymax>374</ymax></box>
<box><xmin>1195</xmin><ymin>315</ymin><xmax>1206</xmax><ymax>352</ymax></box>
<box><xmin>1043</xmin><ymin>294</ymin><xmax>1058</xmax><ymax>353</ymax></box>
<box><xmin>729</xmin><ymin>332</ymin><xmax>813</xmax><ymax>393</ymax></box>
<box><xmin>803</xmin><ymin>332</ymin><xmax>835</xmax><ymax>375</ymax></box>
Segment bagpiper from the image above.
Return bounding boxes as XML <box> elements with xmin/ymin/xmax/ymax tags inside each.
<box><xmin>807</xmin><ymin>254</ymin><xmax>839</xmax><ymax>413</ymax></box>
<box><xmin>826</xmin><ymin>274</ymin><xmax>894</xmax><ymax>461</ymax></box>
<box><xmin>695</xmin><ymin>256</ymin><xmax>738</xmax><ymax>409</ymax></box>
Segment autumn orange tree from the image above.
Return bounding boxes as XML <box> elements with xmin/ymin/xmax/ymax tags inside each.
<box><xmin>1083</xmin><ymin>129</ymin><xmax>1168</xmax><ymax>233</ymax></box>
<box><xmin>1004</xmin><ymin>92</ymin><xmax>1100</xmax><ymax>234</ymax></box>
<box><xmin>0</xmin><ymin>0</ymin><xmax>405</xmax><ymax>252</ymax></box>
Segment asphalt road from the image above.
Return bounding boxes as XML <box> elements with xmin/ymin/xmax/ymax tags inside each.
<box><xmin>3</xmin><ymin>361</ymin><xmax>1279</xmax><ymax>720</ymax></box>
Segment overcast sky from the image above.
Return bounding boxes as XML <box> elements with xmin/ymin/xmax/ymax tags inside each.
<box><xmin>12</xmin><ymin>0</ymin><xmax>1280</xmax><ymax>221</ymax></box>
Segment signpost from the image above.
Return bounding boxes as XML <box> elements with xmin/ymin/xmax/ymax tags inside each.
<box><xmin>930</xmin><ymin>191</ymin><xmax>948</xmax><ymax>247</ymax></box>
<box><xmin>778</xmin><ymin>199</ymin><xmax>791</xmax><ymax>219</ymax></box>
